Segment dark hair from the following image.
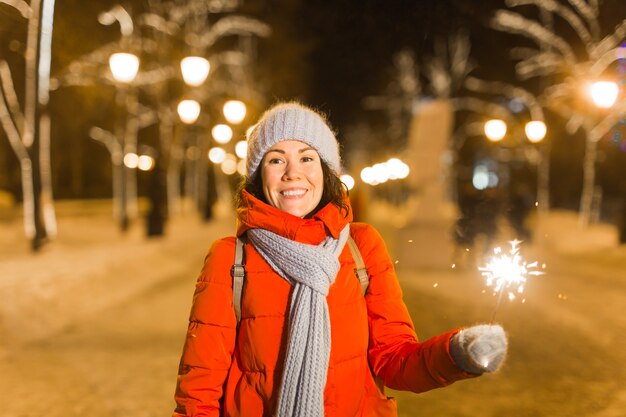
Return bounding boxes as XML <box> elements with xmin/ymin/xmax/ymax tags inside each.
<box><xmin>237</xmin><ymin>160</ymin><xmax>350</xmax><ymax>218</ymax></box>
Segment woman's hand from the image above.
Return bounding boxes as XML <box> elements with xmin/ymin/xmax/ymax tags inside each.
<box><xmin>449</xmin><ymin>324</ymin><xmax>508</xmax><ymax>374</ymax></box>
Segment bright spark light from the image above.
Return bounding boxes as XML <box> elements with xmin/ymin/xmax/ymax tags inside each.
<box><xmin>479</xmin><ymin>240</ymin><xmax>544</xmax><ymax>321</ymax></box>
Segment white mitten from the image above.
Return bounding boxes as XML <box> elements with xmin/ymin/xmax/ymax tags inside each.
<box><xmin>450</xmin><ymin>324</ymin><xmax>508</xmax><ymax>374</ymax></box>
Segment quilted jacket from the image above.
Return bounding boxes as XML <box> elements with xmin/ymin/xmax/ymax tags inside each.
<box><xmin>173</xmin><ymin>190</ymin><xmax>473</xmax><ymax>416</ymax></box>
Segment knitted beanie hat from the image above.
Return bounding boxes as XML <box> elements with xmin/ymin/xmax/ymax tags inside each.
<box><xmin>246</xmin><ymin>102</ymin><xmax>341</xmax><ymax>183</ymax></box>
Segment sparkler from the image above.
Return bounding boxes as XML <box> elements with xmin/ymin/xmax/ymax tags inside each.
<box><xmin>479</xmin><ymin>240</ymin><xmax>544</xmax><ymax>322</ymax></box>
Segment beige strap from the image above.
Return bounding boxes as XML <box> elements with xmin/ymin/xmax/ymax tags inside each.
<box><xmin>232</xmin><ymin>236</ymin><xmax>246</xmax><ymax>323</ymax></box>
<box><xmin>347</xmin><ymin>237</ymin><xmax>369</xmax><ymax>295</ymax></box>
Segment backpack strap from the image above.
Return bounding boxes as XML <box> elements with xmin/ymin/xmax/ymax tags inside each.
<box><xmin>231</xmin><ymin>235</ymin><xmax>369</xmax><ymax>324</ymax></box>
<box><xmin>347</xmin><ymin>236</ymin><xmax>369</xmax><ymax>295</ymax></box>
<box><xmin>231</xmin><ymin>236</ymin><xmax>246</xmax><ymax>323</ymax></box>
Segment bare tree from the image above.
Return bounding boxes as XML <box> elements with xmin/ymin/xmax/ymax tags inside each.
<box><xmin>0</xmin><ymin>0</ymin><xmax>56</xmax><ymax>251</ymax></box>
<box><xmin>51</xmin><ymin>1</ymin><xmax>269</xmax><ymax>230</ymax></box>
<box><xmin>491</xmin><ymin>0</ymin><xmax>626</xmax><ymax>226</ymax></box>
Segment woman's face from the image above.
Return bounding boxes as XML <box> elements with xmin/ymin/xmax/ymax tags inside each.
<box><xmin>261</xmin><ymin>140</ymin><xmax>324</xmax><ymax>218</ymax></box>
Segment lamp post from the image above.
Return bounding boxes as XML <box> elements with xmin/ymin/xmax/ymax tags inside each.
<box><xmin>177</xmin><ymin>99</ymin><xmax>201</xmax><ymax>124</ymax></box>
<box><xmin>180</xmin><ymin>56</ymin><xmax>210</xmax><ymax>87</ymax></box>
<box><xmin>109</xmin><ymin>51</ymin><xmax>139</xmax><ymax>231</ymax></box>
<box><xmin>524</xmin><ymin>121</ymin><xmax>547</xmax><ymax>143</ymax></box>
<box><xmin>579</xmin><ymin>80</ymin><xmax>620</xmax><ymax>226</ymax></box>
<box><xmin>484</xmin><ymin>119</ymin><xmax>507</xmax><ymax>142</ymax></box>
<box><xmin>223</xmin><ymin>100</ymin><xmax>247</xmax><ymax>124</ymax></box>
<box><xmin>590</xmin><ymin>81</ymin><xmax>619</xmax><ymax>109</ymax></box>
<box><xmin>176</xmin><ymin>98</ymin><xmax>203</xmax><ymax>213</ymax></box>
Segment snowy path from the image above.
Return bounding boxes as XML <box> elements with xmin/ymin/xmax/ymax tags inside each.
<box><xmin>0</xmin><ymin>261</ymin><xmax>196</xmax><ymax>417</ymax></box>
<box><xmin>1</xmin><ymin>204</ymin><xmax>625</xmax><ymax>416</ymax></box>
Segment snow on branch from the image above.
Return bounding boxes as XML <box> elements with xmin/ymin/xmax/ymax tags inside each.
<box><xmin>88</xmin><ymin>127</ymin><xmax>118</xmax><ymax>154</ymax></box>
<box><xmin>195</xmin><ymin>16</ymin><xmax>271</xmax><ymax>48</ymax></box>
<box><xmin>589</xmin><ymin>46</ymin><xmax>626</xmax><ymax>76</ymax></box>
<box><xmin>0</xmin><ymin>84</ymin><xmax>27</xmax><ymax>161</ymax></box>
<box><xmin>0</xmin><ymin>0</ymin><xmax>30</xmax><ymax>18</ymax></box>
<box><xmin>591</xmin><ymin>20</ymin><xmax>626</xmax><ymax>58</ymax></box>
<box><xmin>0</xmin><ymin>60</ymin><xmax>24</xmax><ymax>135</ymax></box>
<box><xmin>464</xmin><ymin>76</ymin><xmax>545</xmax><ymax>121</ymax></box>
<box><xmin>516</xmin><ymin>51</ymin><xmax>565</xmax><ymax>79</ymax></box>
<box><xmin>98</xmin><ymin>5</ymin><xmax>134</xmax><ymax>36</ymax></box>
<box><xmin>452</xmin><ymin>97</ymin><xmax>513</xmax><ymax>120</ymax></box>
<box><xmin>589</xmin><ymin>99</ymin><xmax>626</xmax><ymax>142</ymax></box>
<box><xmin>567</xmin><ymin>0</ymin><xmax>600</xmax><ymax>39</ymax></box>
<box><xmin>492</xmin><ymin>10</ymin><xmax>577</xmax><ymax>65</ymax></box>
<box><xmin>506</xmin><ymin>0</ymin><xmax>594</xmax><ymax>47</ymax></box>
<box><xmin>138</xmin><ymin>13</ymin><xmax>179</xmax><ymax>36</ymax></box>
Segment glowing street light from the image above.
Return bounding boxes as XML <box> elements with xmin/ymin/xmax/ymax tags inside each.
<box><xmin>212</xmin><ymin>124</ymin><xmax>233</xmax><ymax>144</ymax></box>
<box><xmin>340</xmin><ymin>174</ymin><xmax>355</xmax><ymax>190</ymax></box>
<box><xmin>221</xmin><ymin>153</ymin><xmax>238</xmax><ymax>175</ymax></box>
<box><xmin>524</xmin><ymin>121</ymin><xmax>547</xmax><ymax>143</ymax></box>
<box><xmin>590</xmin><ymin>81</ymin><xmax>619</xmax><ymax>109</ymax></box>
<box><xmin>223</xmin><ymin>100</ymin><xmax>247</xmax><ymax>124</ymax></box>
<box><xmin>235</xmin><ymin>140</ymin><xmax>248</xmax><ymax>159</ymax></box>
<box><xmin>208</xmin><ymin>147</ymin><xmax>226</xmax><ymax>164</ymax></box>
<box><xmin>177</xmin><ymin>99</ymin><xmax>201</xmax><ymax>124</ymax></box>
<box><xmin>137</xmin><ymin>155</ymin><xmax>155</xmax><ymax>171</ymax></box>
<box><xmin>360</xmin><ymin>167</ymin><xmax>375</xmax><ymax>185</ymax></box>
<box><xmin>484</xmin><ymin>119</ymin><xmax>507</xmax><ymax>142</ymax></box>
<box><xmin>123</xmin><ymin>152</ymin><xmax>139</xmax><ymax>168</ymax></box>
<box><xmin>109</xmin><ymin>52</ymin><xmax>139</xmax><ymax>83</ymax></box>
<box><xmin>180</xmin><ymin>56</ymin><xmax>210</xmax><ymax>87</ymax></box>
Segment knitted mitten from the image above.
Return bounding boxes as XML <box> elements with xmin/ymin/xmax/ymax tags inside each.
<box><xmin>449</xmin><ymin>324</ymin><xmax>508</xmax><ymax>374</ymax></box>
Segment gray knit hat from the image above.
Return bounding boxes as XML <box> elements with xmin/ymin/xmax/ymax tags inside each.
<box><xmin>246</xmin><ymin>102</ymin><xmax>341</xmax><ymax>183</ymax></box>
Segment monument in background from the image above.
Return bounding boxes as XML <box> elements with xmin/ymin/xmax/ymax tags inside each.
<box><xmin>398</xmin><ymin>99</ymin><xmax>456</xmax><ymax>269</ymax></box>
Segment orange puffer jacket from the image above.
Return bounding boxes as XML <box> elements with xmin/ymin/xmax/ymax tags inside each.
<box><xmin>173</xmin><ymin>190</ymin><xmax>473</xmax><ymax>416</ymax></box>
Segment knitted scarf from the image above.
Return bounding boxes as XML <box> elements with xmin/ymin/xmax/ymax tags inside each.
<box><xmin>247</xmin><ymin>224</ymin><xmax>350</xmax><ymax>417</ymax></box>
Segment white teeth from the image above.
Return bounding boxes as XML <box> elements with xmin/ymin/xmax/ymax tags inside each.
<box><xmin>282</xmin><ymin>189</ymin><xmax>306</xmax><ymax>197</ymax></box>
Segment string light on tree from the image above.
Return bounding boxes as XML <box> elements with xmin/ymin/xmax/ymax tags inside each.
<box><xmin>484</xmin><ymin>119</ymin><xmax>507</xmax><ymax>142</ymax></box>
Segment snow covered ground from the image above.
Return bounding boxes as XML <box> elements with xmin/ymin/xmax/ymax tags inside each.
<box><xmin>1</xmin><ymin>199</ymin><xmax>625</xmax><ymax>416</ymax></box>
<box><xmin>0</xmin><ymin>199</ymin><xmax>234</xmax><ymax>349</ymax></box>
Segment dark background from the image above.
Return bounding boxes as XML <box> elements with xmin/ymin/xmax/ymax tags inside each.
<box><xmin>0</xmin><ymin>0</ymin><xmax>624</xmax><ymax>214</ymax></box>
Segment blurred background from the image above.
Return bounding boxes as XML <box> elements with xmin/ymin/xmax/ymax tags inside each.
<box><xmin>0</xmin><ymin>0</ymin><xmax>625</xmax><ymax>416</ymax></box>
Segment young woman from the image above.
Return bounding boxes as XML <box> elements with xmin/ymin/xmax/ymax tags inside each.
<box><xmin>173</xmin><ymin>102</ymin><xmax>507</xmax><ymax>417</ymax></box>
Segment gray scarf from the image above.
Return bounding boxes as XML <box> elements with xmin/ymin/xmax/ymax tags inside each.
<box><xmin>247</xmin><ymin>224</ymin><xmax>350</xmax><ymax>417</ymax></box>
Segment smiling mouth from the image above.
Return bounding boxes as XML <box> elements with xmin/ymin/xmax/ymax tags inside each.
<box><xmin>281</xmin><ymin>189</ymin><xmax>307</xmax><ymax>198</ymax></box>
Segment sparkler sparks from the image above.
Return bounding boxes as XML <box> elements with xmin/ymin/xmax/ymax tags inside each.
<box><xmin>479</xmin><ymin>240</ymin><xmax>545</xmax><ymax>322</ymax></box>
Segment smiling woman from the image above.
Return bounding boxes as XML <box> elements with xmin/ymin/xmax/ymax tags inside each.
<box><xmin>172</xmin><ymin>101</ymin><xmax>508</xmax><ymax>417</ymax></box>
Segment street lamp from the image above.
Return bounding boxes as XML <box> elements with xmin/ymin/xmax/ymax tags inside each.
<box><xmin>180</xmin><ymin>56</ymin><xmax>210</xmax><ymax>87</ymax></box>
<box><xmin>524</xmin><ymin>120</ymin><xmax>547</xmax><ymax>143</ymax></box>
<box><xmin>590</xmin><ymin>81</ymin><xmax>619</xmax><ymax>108</ymax></box>
<box><xmin>208</xmin><ymin>147</ymin><xmax>227</xmax><ymax>164</ymax></box>
<box><xmin>109</xmin><ymin>52</ymin><xmax>139</xmax><ymax>83</ymax></box>
<box><xmin>177</xmin><ymin>99</ymin><xmax>201</xmax><ymax>124</ymax></box>
<box><xmin>223</xmin><ymin>100</ymin><xmax>247</xmax><ymax>124</ymax></box>
<box><xmin>235</xmin><ymin>140</ymin><xmax>248</xmax><ymax>158</ymax></box>
<box><xmin>221</xmin><ymin>153</ymin><xmax>238</xmax><ymax>175</ymax></box>
<box><xmin>484</xmin><ymin>119</ymin><xmax>507</xmax><ymax>142</ymax></box>
<box><xmin>340</xmin><ymin>174</ymin><xmax>355</xmax><ymax>190</ymax></box>
<box><xmin>212</xmin><ymin>124</ymin><xmax>233</xmax><ymax>144</ymax></box>
<box><xmin>137</xmin><ymin>155</ymin><xmax>155</xmax><ymax>171</ymax></box>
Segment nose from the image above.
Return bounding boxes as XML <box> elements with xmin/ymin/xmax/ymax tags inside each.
<box><xmin>282</xmin><ymin>161</ymin><xmax>302</xmax><ymax>180</ymax></box>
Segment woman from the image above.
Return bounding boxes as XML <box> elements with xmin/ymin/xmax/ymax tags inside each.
<box><xmin>173</xmin><ymin>102</ymin><xmax>507</xmax><ymax>417</ymax></box>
